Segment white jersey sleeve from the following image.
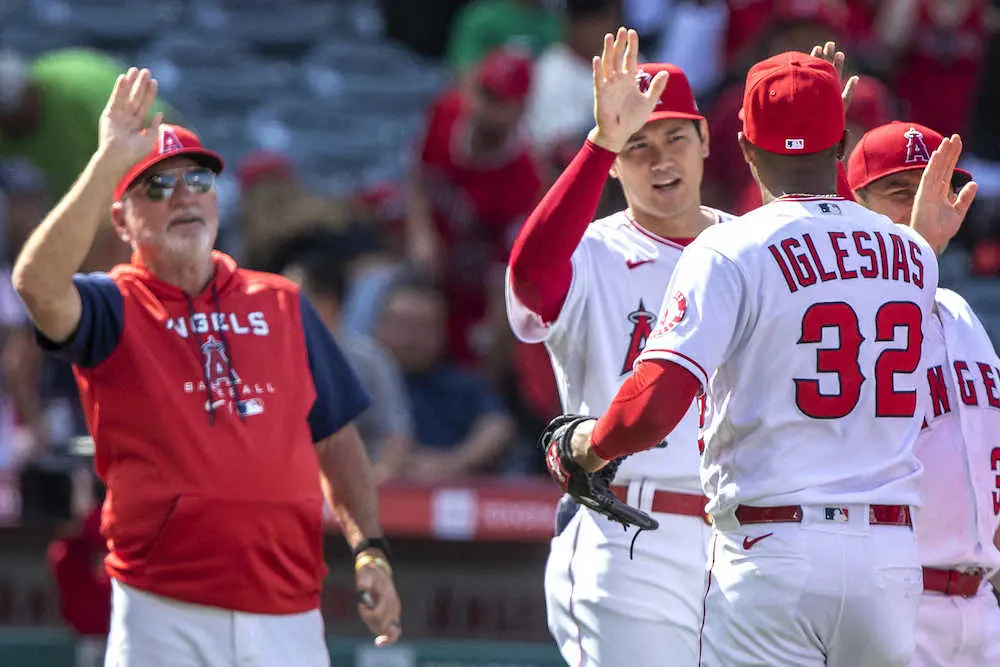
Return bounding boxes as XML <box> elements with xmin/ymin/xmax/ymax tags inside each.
<box><xmin>638</xmin><ymin>242</ymin><xmax>751</xmax><ymax>387</ymax></box>
<box><xmin>505</xmin><ymin>241</ymin><xmax>593</xmax><ymax>344</ymax></box>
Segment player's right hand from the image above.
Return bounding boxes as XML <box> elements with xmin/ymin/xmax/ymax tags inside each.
<box><xmin>98</xmin><ymin>67</ymin><xmax>163</xmax><ymax>174</ymax></box>
<box><xmin>588</xmin><ymin>27</ymin><xmax>668</xmax><ymax>154</ymax></box>
<box><xmin>809</xmin><ymin>41</ymin><xmax>859</xmax><ymax>112</ymax></box>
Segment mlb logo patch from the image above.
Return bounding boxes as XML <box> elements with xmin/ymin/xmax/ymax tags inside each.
<box><xmin>785</xmin><ymin>138</ymin><xmax>805</xmax><ymax>150</ymax></box>
<box><xmin>825</xmin><ymin>507</ymin><xmax>850</xmax><ymax>522</ymax></box>
<box><xmin>237</xmin><ymin>398</ymin><xmax>265</xmax><ymax>417</ymax></box>
<box><xmin>818</xmin><ymin>202</ymin><xmax>842</xmax><ymax>215</ymax></box>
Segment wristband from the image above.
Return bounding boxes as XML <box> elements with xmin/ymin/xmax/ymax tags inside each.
<box><xmin>354</xmin><ymin>553</ymin><xmax>393</xmax><ymax>577</ymax></box>
<box><xmin>352</xmin><ymin>537</ymin><xmax>392</xmax><ymax>563</ymax></box>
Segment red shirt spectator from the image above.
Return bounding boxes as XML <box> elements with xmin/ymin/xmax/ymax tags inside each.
<box><xmin>887</xmin><ymin>0</ymin><xmax>987</xmax><ymax>136</ymax></box>
<box><xmin>843</xmin><ymin>0</ymin><xmax>880</xmax><ymax>54</ymax></box>
<box><xmin>725</xmin><ymin>0</ymin><xmax>773</xmax><ymax>66</ymax></box>
<box><xmin>47</xmin><ymin>507</ymin><xmax>111</xmax><ymax>637</ymax></box>
<box><xmin>725</xmin><ymin>0</ymin><xmax>848</xmax><ymax>68</ymax></box>
<box><xmin>409</xmin><ymin>49</ymin><xmax>543</xmax><ymax>365</ymax></box>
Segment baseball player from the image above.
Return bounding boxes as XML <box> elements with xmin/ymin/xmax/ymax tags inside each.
<box><xmin>544</xmin><ymin>51</ymin><xmax>976</xmax><ymax>666</ymax></box>
<box><xmin>12</xmin><ymin>68</ymin><xmax>401</xmax><ymax>666</ymax></box>
<box><xmin>507</xmin><ymin>27</ymin><xmax>733</xmax><ymax>665</ymax></box>
<box><xmin>848</xmin><ymin>120</ymin><xmax>1000</xmax><ymax>667</ymax></box>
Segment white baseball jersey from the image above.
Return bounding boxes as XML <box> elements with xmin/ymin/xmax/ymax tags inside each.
<box><xmin>915</xmin><ymin>288</ymin><xmax>1000</xmax><ymax>573</ymax></box>
<box><xmin>507</xmin><ymin>207</ymin><xmax>732</xmax><ymax>493</ymax></box>
<box><xmin>639</xmin><ymin>196</ymin><xmax>939</xmax><ymax>514</ymax></box>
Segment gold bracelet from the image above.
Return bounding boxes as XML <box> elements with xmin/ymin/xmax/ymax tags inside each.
<box><xmin>354</xmin><ymin>553</ymin><xmax>393</xmax><ymax>577</ymax></box>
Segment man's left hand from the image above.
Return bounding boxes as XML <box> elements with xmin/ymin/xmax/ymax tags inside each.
<box><xmin>355</xmin><ymin>555</ymin><xmax>402</xmax><ymax>647</ymax></box>
<box><xmin>911</xmin><ymin>134</ymin><xmax>977</xmax><ymax>255</ymax></box>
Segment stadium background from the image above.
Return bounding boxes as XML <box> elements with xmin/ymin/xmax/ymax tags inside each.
<box><xmin>0</xmin><ymin>0</ymin><xmax>997</xmax><ymax>665</ymax></box>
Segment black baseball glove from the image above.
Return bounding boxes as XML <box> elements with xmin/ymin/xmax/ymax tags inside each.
<box><xmin>541</xmin><ymin>415</ymin><xmax>659</xmax><ymax>531</ymax></box>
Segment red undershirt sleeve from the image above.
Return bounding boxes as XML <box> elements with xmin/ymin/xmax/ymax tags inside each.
<box><xmin>590</xmin><ymin>358</ymin><xmax>702</xmax><ymax>460</ymax></box>
<box><xmin>508</xmin><ymin>140</ymin><xmax>617</xmax><ymax>323</ymax></box>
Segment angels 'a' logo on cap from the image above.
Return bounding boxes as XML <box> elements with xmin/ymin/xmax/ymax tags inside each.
<box><xmin>904</xmin><ymin>127</ymin><xmax>931</xmax><ymax>164</ymax></box>
<box><xmin>158</xmin><ymin>126</ymin><xmax>183</xmax><ymax>155</ymax></box>
<box><xmin>636</xmin><ymin>71</ymin><xmax>664</xmax><ymax>108</ymax></box>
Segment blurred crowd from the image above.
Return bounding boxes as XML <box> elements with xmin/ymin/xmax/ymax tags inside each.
<box><xmin>1</xmin><ymin>0</ymin><xmax>1000</xmax><ymax>524</ymax></box>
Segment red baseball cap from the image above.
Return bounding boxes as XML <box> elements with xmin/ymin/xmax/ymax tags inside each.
<box><xmin>637</xmin><ymin>63</ymin><xmax>704</xmax><ymax>123</ymax></box>
<box><xmin>476</xmin><ymin>48</ymin><xmax>533</xmax><ymax>103</ymax></box>
<box><xmin>739</xmin><ymin>52</ymin><xmax>844</xmax><ymax>155</ymax></box>
<box><xmin>237</xmin><ymin>149</ymin><xmax>295</xmax><ymax>190</ymax></box>
<box><xmin>847</xmin><ymin>120</ymin><xmax>973</xmax><ymax>191</ymax></box>
<box><xmin>114</xmin><ymin>124</ymin><xmax>224</xmax><ymax>202</ymax></box>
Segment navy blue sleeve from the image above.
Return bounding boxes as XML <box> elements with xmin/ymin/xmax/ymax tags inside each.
<box><xmin>300</xmin><ymin>292</ymin><xmax>372</xmax><ymax>442</ymax></box>
<box><xmin>36</xmin><ymin>274</ymin><xmax>124</xmax><ymax>368</ymax></box>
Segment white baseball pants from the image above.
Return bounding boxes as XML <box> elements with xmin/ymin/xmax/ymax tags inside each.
<box><xmin>545</xmin><ymin>486</ymin><xmax>714</xmax><ymax>666</ymax></box>
<box><xmin>104</xmin><ymin>580</ymin><xmax>330</xmax><ymax>667</ymax></box>
<box><xmin>701</xmin><ymin>504</ymin><xmax>924</xmax><ymax>667</ymax></box>
<box><xmin>910</xmin><ymin>584</ymin><xmax>1000</xmax><ymax>667</ymax></box>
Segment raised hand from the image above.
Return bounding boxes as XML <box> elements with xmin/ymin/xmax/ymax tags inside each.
<box><xmin>588</xmin><ymin>27</ymin><xmax>668</xmax><ymax>153</ymax></box>
<box><xmin>809</xmin><ymin>41</ymin><xmax>858</xmax><ymax>112</ymax></box>
<box><xmin>99</xmin><ymin>67</ymin><xmax>163</xmax><ymax>172</ymax></box>
<box><xmin>910</xmin><ymin>134</ymin><xmax>978</xmax><ymax>256</ymax></box>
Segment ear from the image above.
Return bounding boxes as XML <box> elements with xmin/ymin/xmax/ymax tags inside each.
<box><xmin>110</xmin><ymin>202</ymin><xmax>131</xmax><ymax>244</ymax></box>
<box><xmin>698</xmin><ymin>119</ymin><xmax>710</xmax><ymax>159</ymax></box>
<box><xmin>608</xmin><ymin>158</ymin><xmax>620</xmax><ymax>181</ymax></box>
<box><xmin>836</xmin><ymin>130</ymin><xmax>849</xmax><ymax>161</ymax></box>
<box><xmin>738</xmin><ymin>132</ymin><xmax>754</xmax><ymax>166</ymax></box>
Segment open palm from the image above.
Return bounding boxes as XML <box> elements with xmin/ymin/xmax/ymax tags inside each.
<box><xmin>910</xmin><ymin>134</ymin><xmax>977</xmax><ymax>255</ymax></box>
<box><xmin>589</xmin><ymin>28</ymin><xmax>668</xmax><ymax>153</ymax></box>
<box><xmin>99</xmin><ymin>67</ymin><xmax>163</xmax><ymax>171</ymax></box>
<box><xmin>809</xmin><ymin>41</ymin><xmax>859</xmax><ymax>112</ymax></box>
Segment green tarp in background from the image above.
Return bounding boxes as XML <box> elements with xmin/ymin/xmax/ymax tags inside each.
<box><xmin>0</xmin><ymin>628</ymin><xmax>564</xmax><ymax>667</ymax></box>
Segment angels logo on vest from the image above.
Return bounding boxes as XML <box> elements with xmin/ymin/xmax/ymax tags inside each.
<box><xmin>621</xmin><ymin>299</ymin><xmax>657</xmax><ymax>375</ymax></box>
<box><xmin>202</xmin><ymin>336</ymin><xmax>239</xmax><ymax>390</ymax></box>
<box><xmin>159</xmin><ymin>125</ymin><xmax>183</xmax><ymax>154</ymax></box>
<box><xmin>904</xmin><ymin>127</ymin><xmax>931</xmax><ymax>164</ymax></box>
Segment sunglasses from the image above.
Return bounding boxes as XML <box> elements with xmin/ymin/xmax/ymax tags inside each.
<box><xmin>137</xmin><ymin>167</ymin><xmax>216</xmax><ymax>202</ymax></box>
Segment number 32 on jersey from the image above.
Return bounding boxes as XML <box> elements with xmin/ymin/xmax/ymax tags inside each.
<box><xmin>794</xmin><ymin>301</ymin><xmax>922</xmax><ymax>419</ymax></box>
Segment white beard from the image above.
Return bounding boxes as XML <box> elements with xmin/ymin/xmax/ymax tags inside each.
<box><xmin>137</xmin><ymin>224</ymin><xmax>214</xmax><ymax>260</ymax></box>
<box><xmin>163</xmin><ymin>225</ymin><xmax>213</xmax><ymax>256</ymax></box>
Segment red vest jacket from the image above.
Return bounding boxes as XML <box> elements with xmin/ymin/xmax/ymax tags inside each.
<box><xmin>43</xmin><ymin>252</ymin><xmax>370</xmax><ymax>614</ymax></box>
